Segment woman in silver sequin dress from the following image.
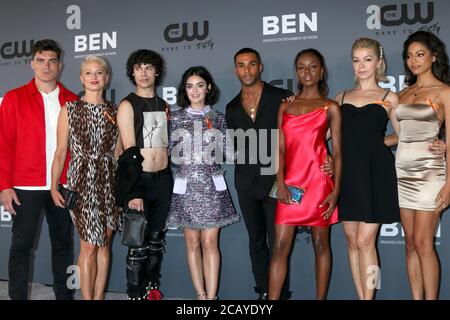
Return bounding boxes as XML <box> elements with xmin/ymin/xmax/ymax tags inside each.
<box><xmin>166</xmin><ymin>66</ymin><xmax>239</xmax><ymax>300</ymax></box>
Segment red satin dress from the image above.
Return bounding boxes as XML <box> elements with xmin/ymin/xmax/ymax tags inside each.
<box><xmin>275</xmin><ymin>105</ymin><xmax>339</xmax><ymax>227</ymax></box>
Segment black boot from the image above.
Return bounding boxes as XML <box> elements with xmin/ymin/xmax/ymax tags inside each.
<box><xmin>280</xmin><ymin>289</ymin><xmax>292</xmax><ymax>300</ymax></box>
<box><xmin>144</xmin><ymin>231</ymin><xmax>166</xmax><ymax>300</ymax></box>
<box><xmin>254</xmin><ymin>286</ymin><xmax>267</xmax><ymax>300</ymax></box>
<box><xmin>144</xmin><ymin>281</ymin><xmax>164</xmax><ymax>300</ymax></box>
<box><xmin>126</xmin><ymin>245</ymin><xmax>149</xmax><ymax>300</ymax></box>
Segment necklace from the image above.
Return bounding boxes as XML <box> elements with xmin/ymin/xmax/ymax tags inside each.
<box><xmin>246</xmin><ymin>105</ymin><xmax>257</xmax><ymax>120</ymax></box>
<box><xmin>241</xmin><ymin>92</ymin><xmax>260</xmax><ymax>120</ymax></box>
<box><xmin>138</xmin><ymin>93</ymin><xmax>158</xmax><ymax>111</ymax></box>
<box><xmin>413</xmin><ymin>85</ymin><xmax>423</xmax><ymax>97</ymax></box>
<box><xmin>412</xmin><ymin>84</ymin><xmax>444</xmax><ymax>97</ymax></box>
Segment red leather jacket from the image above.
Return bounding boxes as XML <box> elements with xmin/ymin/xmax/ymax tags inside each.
<box><xmin>0</xmin><ymin>78</ymin><xmax>78</xmax><ymax>190</ymax></box>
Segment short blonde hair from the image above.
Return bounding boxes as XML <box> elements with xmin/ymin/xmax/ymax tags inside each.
<box><xmin>352</xmin><ymin>37</ymin><xmax>387</xmax><ymax>83</ymax></box>
<box><xmin>80</xmin><ymin>55</ymin><xmax>110</xmax><ymax>76</ymax></box>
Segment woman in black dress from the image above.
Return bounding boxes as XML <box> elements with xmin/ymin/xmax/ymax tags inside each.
<box><xmin>335</xmin><ymin>38</ymin><xmax>400</xmax><ymax>300</ymax></box>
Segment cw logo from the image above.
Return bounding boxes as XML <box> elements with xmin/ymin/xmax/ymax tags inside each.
<box><xmin>0</xmin><ymin>40</ymin><xmax>34</xmax><ymax>59</ymax></box>
<box><xmin>367</xmin><ymin>2</ymin><xmax>434</xmax><ymax>30</ymax></box>
<box><xmin>164</xmin><ymin>21</ymin><xmax>209</xmax><ymax>43</ymax></box>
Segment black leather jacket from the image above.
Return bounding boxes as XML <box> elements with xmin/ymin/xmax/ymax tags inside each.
<box><xmin>115</xmin><ymin>146</ymin><xmax>145</xmax><ymax>207</ymax></box>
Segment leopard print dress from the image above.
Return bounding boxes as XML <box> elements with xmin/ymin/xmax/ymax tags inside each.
<box><xmin>66</xmin><ymin>100</ymin><xmax>121</xmax><ymax>246</ymax></box>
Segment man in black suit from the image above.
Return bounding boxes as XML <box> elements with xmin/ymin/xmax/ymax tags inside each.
<box><xmin>225</xmin><ymin>48</ymin><xmax>292</xmax><ymax>299</ymax></box>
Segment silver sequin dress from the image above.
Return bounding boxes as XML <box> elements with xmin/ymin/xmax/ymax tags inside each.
<box><xmin>166</xmin><ymin>106</ymin><xmax>239</xmax><ymax>230</ymax></box>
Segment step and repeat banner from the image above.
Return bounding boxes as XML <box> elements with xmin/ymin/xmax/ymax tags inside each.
<box><xmin>1</xmin><ymin>0</ymin><xmax>449</xmax><ymax>299</ymax></box>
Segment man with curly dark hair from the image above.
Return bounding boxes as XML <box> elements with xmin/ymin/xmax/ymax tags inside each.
<box><xmin>116</xmin><ymin>49</ymin><xmax>173</xmax><ymax>300</ymax></box>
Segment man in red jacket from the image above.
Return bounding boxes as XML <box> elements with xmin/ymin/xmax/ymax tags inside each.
<box><xmin>0</xmin><ymin>39</ymin><xmax>78</xmax><ymax>300</ymax></box>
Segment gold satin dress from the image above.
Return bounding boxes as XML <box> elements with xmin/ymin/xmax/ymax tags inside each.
<box><xmin>395</xmin><ymin>103</ymin><xmax>446</xmax><ymax>211</ymax></box>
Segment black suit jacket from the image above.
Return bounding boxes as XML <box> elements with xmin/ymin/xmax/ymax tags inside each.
<box><xmin>225</xmin><ymin>82</ymin><xmax>292</xmax><ymax>200</ymax></box>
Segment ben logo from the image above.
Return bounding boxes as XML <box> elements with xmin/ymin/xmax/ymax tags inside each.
<box><xmin>263</xmin><ymin>12</ymin><xmax>317</xmax><ymax>35</ymax></box>
<box><xmin>367</xmin><ymin>2</ymin><xmax>434</xmax><ymax>30</ymax></box>
<box><xmin>381</xmin><ymin>223</ymin><xmax>441</xmax><ymax>238</ymax></box>
<box><xmin>66</xmin><ymin>5</ymin><xmax>117</xmax><ymax>55</ymax></box>
<box><xmin>1</xmin><ymin>205</ymin><xmax>12</xmax><ymax>226</ymax></box>
<box><xmin>1</xmin><ymin>40</ymin><xmax>34</xmax><ymax>59</ymax></box>
<box><xmin>162</xmin><ymin>87</ymin><xmax>177</xmax><ymax>105</ymax></box>
<box><xmin>379</xmin><ymin>74</ymin><xmax>407</xmax><ymax>93</ymax></box>
<box><xmin>164</xmin><ymin>21</ymin><xmax>209</xmax><ymax>43</ymax></box>
<box><xmin>74</xmin><ymin>32</ymin><xmax>117</xmax><ymax>53</ymax></box>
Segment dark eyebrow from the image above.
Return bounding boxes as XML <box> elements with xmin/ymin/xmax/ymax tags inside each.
<box><xmin>408</xmin><ymin>49</ymin><xmax>426</xmax><ymax>55</ymax></box>
<box><xmin>186</xmin><ymin>81</ymin><xmax>206</xmax><ymax>85</ymax></box>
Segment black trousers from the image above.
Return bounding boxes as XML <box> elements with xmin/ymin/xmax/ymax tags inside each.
<box><xmin>126</xmin><ymin>169</ymin><xmax>173</xmax><ymax>296</ymax></box>
<box><xmin>9</xmin><ymin>189</ymin><xmax>74</xmax><ymax>300</ymax></box>
<box><xmin>237</xmin><ymin>189</ymin><xmax>291</xmax><ymax>298</ymax></box>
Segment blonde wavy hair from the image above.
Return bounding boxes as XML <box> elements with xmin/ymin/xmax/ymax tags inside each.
<box><xmin>352</xmin><ymin>37</ymin><xmax>387</xmax><ymax>83</ymax></box>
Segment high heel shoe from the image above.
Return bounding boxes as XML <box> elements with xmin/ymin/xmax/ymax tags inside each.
<box><xmin>197</xmin><ymin>292</ymin><xmax>207</xmax><ymax>300</ymax></box>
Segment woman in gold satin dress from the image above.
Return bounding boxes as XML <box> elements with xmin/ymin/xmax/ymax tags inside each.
<box><xmin>390</xmin><ymin>31</ymin><xmax>450</xmax><ymax>300</ymax></box>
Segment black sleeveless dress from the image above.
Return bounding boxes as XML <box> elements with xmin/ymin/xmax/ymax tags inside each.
<box><xmin>339</xmin><ymin>90</ymin><xmax>400</xmax><ymax>223</ymax></box>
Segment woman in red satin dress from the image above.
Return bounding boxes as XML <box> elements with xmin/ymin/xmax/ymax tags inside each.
<box><xmin>268</xmin><ymin>49</ymin><xmax>342</xmax><ymax>300</ymax></box>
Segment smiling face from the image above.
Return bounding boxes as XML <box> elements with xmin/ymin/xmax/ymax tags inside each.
<box><xmin>406</xmin><ymin>41</ymin><xmax>435</xmax><ymax>76</ymax></box>
<box><xmin>31</xmin><ymin>50</ymin><xmax>61</xmax><ymax>84</ymax></box>
<box><xmin>186</xmin><ymin>74</ymin><xmax>209</xmax><ymax>108</ymax></box>
<box><xmin>352</xmin><ymin>47</ymin><xmax>380</xmax><ymax>81</ymax></box>
<box><xmin>234</xmin><ymin>52</ymin><xmax>263</xmax><ymax>87</ymax></box>
<box><xmin>80</xmin><ymin>60</ymin><xmax>109</xmax><ymax>92</ymax></box>
<box><xmin>296</xmin><ymin>52</ymin><xmax>323</xmax><ymax>88</ymax></box>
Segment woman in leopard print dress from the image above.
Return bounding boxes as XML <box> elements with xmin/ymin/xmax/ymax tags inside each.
<box><xmin>51</xmin><ymin>55</ymin><xmax>122</xmax><ymax>300</ymax></box>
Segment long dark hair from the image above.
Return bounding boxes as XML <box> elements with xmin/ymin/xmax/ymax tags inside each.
<box><xmin>294</xmin><ymin>48</ymin><xmax>329</xmax><ymax>97</ymax></box>
<box><xmin>177</xmin><ymin>66</ymin><xmax>220</xmax><ymax>108</ymax></box>
<box><xmin>403</xmin><ymin>31</ymin><xmax>450</xmax><ymax>86</ymax></box>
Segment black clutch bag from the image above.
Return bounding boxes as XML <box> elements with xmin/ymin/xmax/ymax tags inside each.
<box><xmin>58</xmin><ymin>184</ymin><xmax>78</xmax><ymax>210</ymax></box>
<box><xmin>121</xmin><ymin>208</ymin><xmax>147</xmax><ymax>247</ymax></box>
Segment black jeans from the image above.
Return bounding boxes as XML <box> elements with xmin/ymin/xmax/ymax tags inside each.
<box><xmin>126</xmin><ymin>169</ymin><xmax>173</xmax><ymax>297</ymax></box>
<box><xmin>237</xmin><ymin>190</ymin><xmax>291</xmax><ymax>298</ymax></box>
<box><xmin>9</xmin><ymin>189</ymin><xmax>74</xmax><ymax>300</ymax></box>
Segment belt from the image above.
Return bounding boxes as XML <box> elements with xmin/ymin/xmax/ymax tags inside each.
<box><xmin>141</xmin><ymin>167</ymin><xmax>172</xmax><ymax>179</ymax></box>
